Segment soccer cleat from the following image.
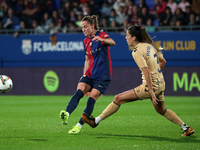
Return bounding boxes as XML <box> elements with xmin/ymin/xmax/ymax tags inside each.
<box><xmin>68</xmin><ymin>125</ymin><xmax>81</xmax><ymax>134</ymax></box>
<box><xmin>59</xmin><ymin>110</ymin><xmax>68</xmax><ymax>125</ymax></box>
<box><xmin>182</xmin><ymin>127</ymin><xmax>195</xmax><ymax>136</ymax></box>
<box><xmin>81</xmin><ymin>114</ymin><xmax>98</xmax><ymax>128</ymax></box>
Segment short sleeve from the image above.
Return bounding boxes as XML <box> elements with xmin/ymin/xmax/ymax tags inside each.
<box><xmin>99</xmin><ymin>31</ymin><xmax>110</xmax><ymax>39</ymax></box>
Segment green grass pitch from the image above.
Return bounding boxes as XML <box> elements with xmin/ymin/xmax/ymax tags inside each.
<box><xmin>0</xmin><ymin>95</ymin><xmax>199</xmax><ymax>150</ymax></box>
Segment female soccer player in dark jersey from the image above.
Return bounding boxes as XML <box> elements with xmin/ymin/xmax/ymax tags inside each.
<box><xmin>59</xmin><ymin>15</ymin><xmax>116</xmax><ymax>134</ymax></box>
<box><xmin>82</xmin><ymin>25</ymin><xmax>194</xmax><ymax>136</ymax></box>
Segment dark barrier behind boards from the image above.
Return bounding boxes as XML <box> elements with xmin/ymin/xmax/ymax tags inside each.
<box><xmin>1</xmin><ymin>67</ymin><xmax>199</xmax><ymax>96</ymax></box>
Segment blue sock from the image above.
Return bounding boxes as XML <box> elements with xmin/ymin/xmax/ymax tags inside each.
<box><xmin>66</xmin><ymin>89</ymin><xmax>84</xmax><ymax>114</ymax></box>
<box><xmin>79</xmin><ymin>97</ymin><xmax>96</xmax><ymax>125</ymax></box>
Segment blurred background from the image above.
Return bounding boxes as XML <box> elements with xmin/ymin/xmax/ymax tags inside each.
<box><xmin>0</xmin><ymin>0</ymin><xmax>200</xmax><ymax>96</ymax></box>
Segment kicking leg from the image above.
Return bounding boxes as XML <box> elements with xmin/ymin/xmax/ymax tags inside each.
<box><xmin>60</xmin><ymin>88</ymin><xmax>84</xmax><ymax>125</ymax></box>
<box><xmin>99</xmin><ymin>89</ymin><xmax>139</xmax><ymax>120</ymax></box>
<box><xmin>66</xmin><ymin>82</ymin><xmax>91</xmax><ymax>114</ymax></box>
<box><xmin>82</xmin><ymin>89</ymin><xmax>139</xmax><ymax>128</ymax></box>
<box><xmin>69</xmin><ymin>88</ymin><xmax>100</xmax><ymax>133</ymax></box>
<box><xmin>60</xmin><ymin>82</ymin><xmax>90</xmax><ymax>125</ymax></box>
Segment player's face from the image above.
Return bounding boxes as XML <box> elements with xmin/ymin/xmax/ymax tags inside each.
<box><xmin>81</xmin><ymin>21</ymin><xmax>94</xmax><ymax>37</ymax></box>
<box><xmin>125</xmin><ymin>30</ymin><xmax>134</xmax><ymax>46</ymax></box>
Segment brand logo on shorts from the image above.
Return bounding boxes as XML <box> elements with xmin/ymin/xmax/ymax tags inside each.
<box><xmin>98</xmin><ymin>85</ymin><xmax>103</xmax><ymax>88</ymax></box>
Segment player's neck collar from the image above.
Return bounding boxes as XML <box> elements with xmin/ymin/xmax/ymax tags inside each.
<box><xmin>89</xmin><ymin>30</ymin><xmax>99</xmax><ymax>39</ymax></box>
<box><xmin>134</xmin><ymin>42</ymin><xmax>140</xmax><ymax>47</ymax></box>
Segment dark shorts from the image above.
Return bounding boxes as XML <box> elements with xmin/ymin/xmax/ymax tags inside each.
<box><xmin>79</xmin><ymin>75</ymin><xmax>110</xmax><ymax>94</ymax></box>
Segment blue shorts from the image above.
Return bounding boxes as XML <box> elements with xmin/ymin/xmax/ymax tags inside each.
<box><xmin>79</xmin><ymin>75</ymin><xmax>111</xmax><ymax>94</ymax></box>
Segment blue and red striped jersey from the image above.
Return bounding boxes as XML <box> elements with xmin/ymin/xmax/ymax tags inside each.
<box><xmin>83</xmin><ymin>31</ymin><xmax>112</xmax><ymax>80</ymax></box>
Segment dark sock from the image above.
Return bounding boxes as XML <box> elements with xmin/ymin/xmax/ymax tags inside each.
<box><xmin>66</xmin><ymin>89</ymin><xmax>84</xmax><ymax>114</ymax></box>
<box><xmin>79</xmin><ymin>97</ymin><xmax>96</xmax><ymax>125</ymax></box>
<box><xmin>79</xmin><ymin>117</ymin><xmax>84</xmax><ymax>125</ymax></box>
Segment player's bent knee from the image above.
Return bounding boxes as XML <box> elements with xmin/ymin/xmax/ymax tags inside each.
<box><xmin>113</xmin><ymin>95</ymin><xmax>122</xmax><ymax>105</ymax></box>
<box><xmin>156</xmin><ymin>108</ymin><xmax>167</xmax><ymax>115</ymax></box>
<box><xmin>89</xmin><ymin>91</ymin><xmax>101</xmax><ymax>100</ymax></box>
<box><xmin>157</xmin><ymin>111</ymin><xmax>163</xmax><ymax>115</ymax></box>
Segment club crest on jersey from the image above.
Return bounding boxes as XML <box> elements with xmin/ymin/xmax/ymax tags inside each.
<box><xmin>89</xmin><ymin>42</ymin><xmax>92</xmax><ymax>46</ymax></box>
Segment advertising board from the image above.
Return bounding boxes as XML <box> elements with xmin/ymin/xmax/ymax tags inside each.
<box><xmin>1</xmin><ymin>67</ymin><xmax>199</xmax><ymax>96</ymax></box>
<box><xmin>0</xmin><ymin>32</ymin><xmax>200</xmax><ymax>67</ymax></box>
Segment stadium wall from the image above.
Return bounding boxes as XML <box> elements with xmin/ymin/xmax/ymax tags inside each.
<box><xmin>0</xmin><ymin>32</ymin><xmax>200</xmax><ymax>96</ymax></box>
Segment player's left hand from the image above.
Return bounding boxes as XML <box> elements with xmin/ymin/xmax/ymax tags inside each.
<box><xmin>92</xmin><ymin>36</ymin><xmax>103</xmax><ymax>42</ymax></box>
<box><xmin>150</xmin><ymin>92</ymin><xmax>158</xmax><ymax>105</ymax></box>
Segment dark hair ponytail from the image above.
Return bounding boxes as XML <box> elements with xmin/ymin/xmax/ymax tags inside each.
<box><xmin>128</xmin><ymin>25</ymin><xmax>160</xmax><ymax>52</ymax></box>
<box><xmin>127</xmin><ymin>26</ymin><xmax>142</xmax><ymax>42</ymax></box>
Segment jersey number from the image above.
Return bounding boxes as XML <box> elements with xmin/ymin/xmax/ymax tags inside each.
<box><xmin>154</xmin><ymin>54</ymin><xmax>162</xmax><ymax>73</ymax></box>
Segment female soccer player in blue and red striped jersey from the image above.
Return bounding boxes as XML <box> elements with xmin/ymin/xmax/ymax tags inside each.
<box><xmin>60</xmin><ymin>15</ymin><xmax>116</xmax><ymax>134</ymax></box>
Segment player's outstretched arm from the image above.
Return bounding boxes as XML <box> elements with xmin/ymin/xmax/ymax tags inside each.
<box><xmin>92</xmin><ymin>36</ymin><xmax>116</xmax><ymax>46</ymax></box>
<box><xmin>101</xmin><ymin>38</ymin><xmax>116</xmax><ymax>46</ymax></box>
